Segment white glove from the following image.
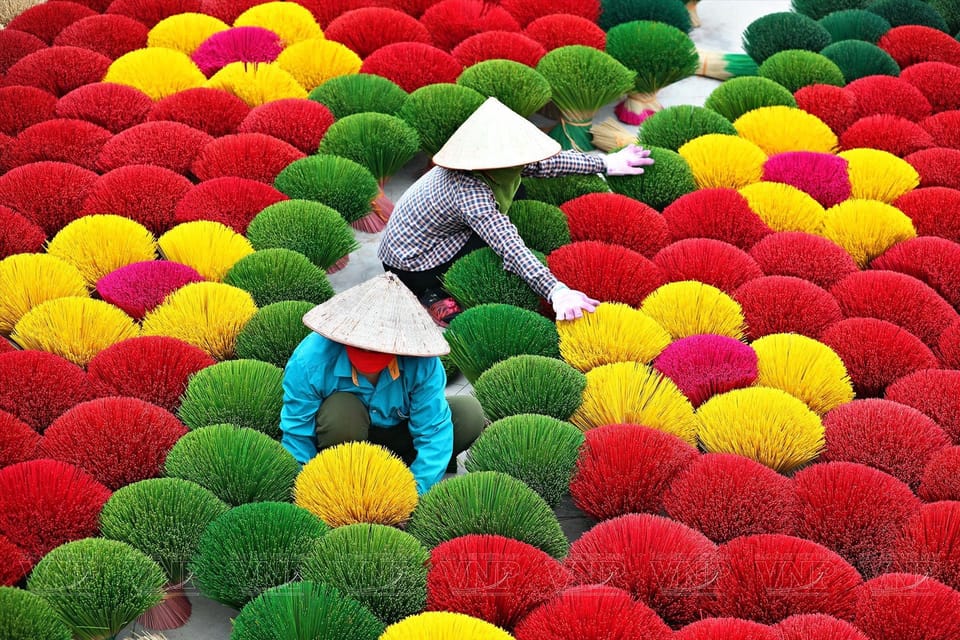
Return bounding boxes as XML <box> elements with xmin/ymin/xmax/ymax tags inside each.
<box><xmin>603</xmin><ymin>144</ymin><xmax>655</xmax><ymax>176</ymax></box>
<box><xmin>551</xmin><ymin>284</ymin><xmax>600</xmax><ymax>321</ymax></box>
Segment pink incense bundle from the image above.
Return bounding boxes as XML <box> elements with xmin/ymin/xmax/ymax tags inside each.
<box><xmin>174</xmin><ymin>177</ymin><xmax>288</xmax><ymax>233</ymax></box>
<box><xmin>324</xmin><ymin>7</ymin><xmax>432</xmax><ymax>58</ymax></box>
<box><xmin>420</xmin><ymin>0</ymin><xmax>521</xmax><ymax>51</ymax></box>
<box><xmin>360</xmin><ymin>42</ymin><xmax>463</xmax><ymax>92</ymax></box>
<box><xmin>3</xmin><ymin>119</ymin><xmax>112</xmax><ymax>172</ymax></box>
<box><xmin>734</xmin><ymin>275</ymin><xmax>842</xmax><ymax>340</ymax></box>
<box><xmin>905</xmin><ymin>147</ymin><xmax>960</xmax><ymax>190</ymax></box>
<box><xmin>57</xmin><ymin>83</ymin><xmax>153</xmax><ymax>134</ymax></box>
<box><xmin>921</xmin><ymin>111</ymin><xmax>960</xmax><ymax>149</ymax></box>
<box><xmin>149</xmin><ymin>88</ymin><xmax>251</xmax><ymax>137</ymax></box>
<box><xmin>97</xmin><ymin>120</ymin><xmax>214</xmax><ymax>175</ymax></box>
<box><xmin>451</xmin><ymin>30</ymin><xmax>547</xmax><ymax>67</ymax></box>
<box><xmin>794</xmin><ymin>84</ymin><xmax>861</xmax><ymax>135</ymax></box>
<box><xmin>191</xmin><ymin>27</ymin><xmax>284</xmax><ymax>77</ymax></box>
<box><xmin>839</xmin><ymin>114</ymin><xmax>934</xmax><ymax>157</ymax></box>
<box><xmin>762</xmin><ymin>151</ymin><xmax>851</xmax><ymax>208</ymax></box>
<box><xmin>97</xmin><ymin>261</ymin><xmax>205</xmax><ymax>321</ymax></box>
<box><xmin>525</xmin><ymin>13</ymin><xmax>606</xmax><ymax>51</ymax></box>
<box><xmin>654</xmin><ymin>238</ymin><xmax>763</xmax><ymax>294</ymax></box>
<box><xmin>54</xmin><ymin>14</ymin><xmax>150</xmax><ymax>60</ymax></box>
<box><xmin>653</xmin><ymin>334</ymin><xmax>758</xmax><ymax>407</ymax></box>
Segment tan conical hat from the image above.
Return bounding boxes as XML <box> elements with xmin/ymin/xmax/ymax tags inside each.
<box><xmin>302</xmin><ymin>272</ymin><xmax>450</xmax><ymax>357</ymax></box>
<box><xmin>432</xmin><ymin>97</ymin><xmax>561</xmax><ymax>171</ymax></box>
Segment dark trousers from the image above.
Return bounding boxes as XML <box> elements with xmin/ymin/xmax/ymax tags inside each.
<box><xmin>314</xmin><ymin>392</ymin><xmax>486</xmax><ymax>472</ymax></box>
<box><xmin>382</xmin><ymin>233</ymin><xmax>488</xmax><ymax>298</ymax></box>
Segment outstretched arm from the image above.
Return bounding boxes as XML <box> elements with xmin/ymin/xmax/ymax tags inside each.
<box><xmin>456</xmin><ymin>180</ymin><xmax>599</xmax><ymax>319</ymax></box>
<box><xmin>522</xmin><ymin>150</ymin><xmax>606</xmax><ymax>177</ymax></box>
<box><xmin>456</xmin><ymin>178</ymin><xmax>560</xmax><ymax>300</ymax></box>
<box><xmin>522</xmin><ymin>145</ymin><xmax>655</xmax><ymax>178</ymax></box>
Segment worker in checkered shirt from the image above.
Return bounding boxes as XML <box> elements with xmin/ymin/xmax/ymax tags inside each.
<box><xmin>379</xmin><ymin>97</ymin><xmax>654</xmax><ymax>327</ymax></box>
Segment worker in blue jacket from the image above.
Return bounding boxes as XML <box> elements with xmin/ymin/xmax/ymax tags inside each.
<box><xmin>279</xmin><ymin>272</ymin><xmax>485</xmax><ymax>494</ymax></box>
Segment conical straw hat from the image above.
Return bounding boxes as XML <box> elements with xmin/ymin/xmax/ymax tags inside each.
<box><xmin>302</xmin><ymin>272</ymin><xmax>450</xmax><ymax>357</ymax></box>
<box><xmin>432</xmin><ymin>97</ymin><xmax>561</xmax><ymax>170</ymax></box>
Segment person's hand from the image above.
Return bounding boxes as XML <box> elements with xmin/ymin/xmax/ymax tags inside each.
<box><xmin>603</xmin><ymin>144</ymin><xmax>655</xmax><ymax>176</ymax></box>
<box><xmin>551</xmin><ymin>285</ymin><xmax>600</xmax><ymax>321</ymax></box>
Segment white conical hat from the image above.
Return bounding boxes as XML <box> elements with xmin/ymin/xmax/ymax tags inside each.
<box><xmin>302</xmin><ymin>272</ymin><xmax>450</xmax><ymax>357</ymax></box>
<box><xmin>432</xmin><ymin>97</ymin><xmax>561</xmax><ymax>170</ymax></box>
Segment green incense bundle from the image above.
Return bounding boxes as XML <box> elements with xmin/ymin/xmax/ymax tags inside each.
<box><xmin>536</xmin><ymin>45</ymin><xmax>635</xmax><ymax>151</ymax></box>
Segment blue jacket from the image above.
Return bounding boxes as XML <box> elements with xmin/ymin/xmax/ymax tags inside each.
<box><xmin>280</xmin><ymin>332</ymin><xmax>453</xmax><ymax>494</ymax></box>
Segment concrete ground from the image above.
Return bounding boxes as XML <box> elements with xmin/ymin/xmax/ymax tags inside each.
<box><xmin>117</xmin><ymin>0</ymin><xmax>788</xmax><ymax>636</ymax></box>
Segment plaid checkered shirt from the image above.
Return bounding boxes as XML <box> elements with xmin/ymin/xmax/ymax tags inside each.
<box><xmin>378</xmin><ymin>151</ymin><xmax>607</xmax><ymax>300</ymax></box>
